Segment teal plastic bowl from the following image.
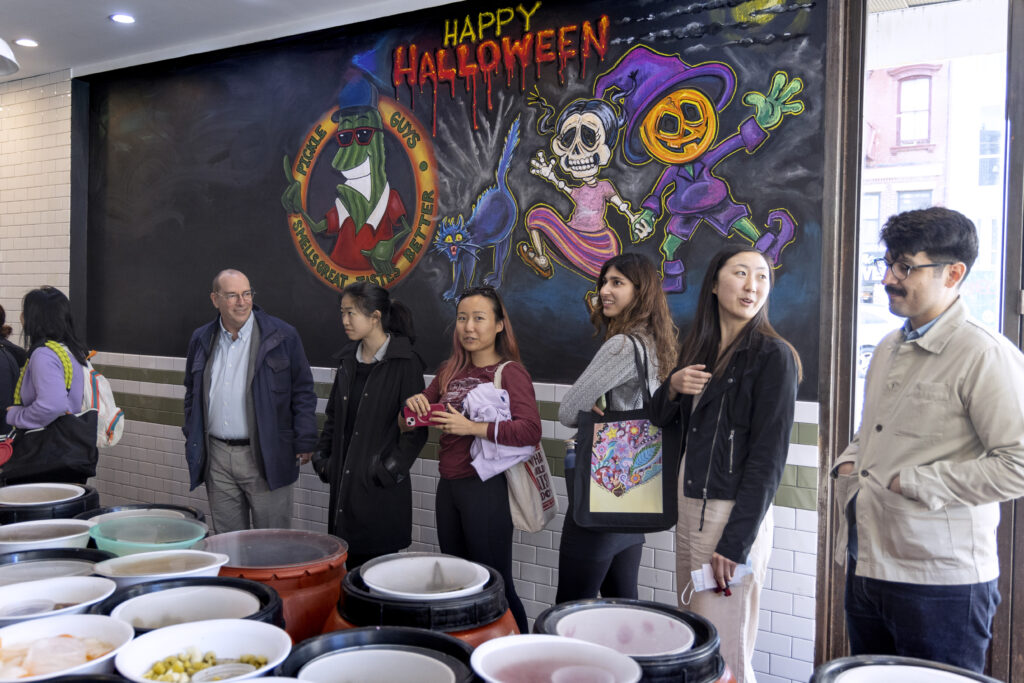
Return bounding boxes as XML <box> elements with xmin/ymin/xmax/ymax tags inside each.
<box><xmin>89</xmin><ymin>515</ymin><xmax>208</xmax><ymax>557</ymax></box>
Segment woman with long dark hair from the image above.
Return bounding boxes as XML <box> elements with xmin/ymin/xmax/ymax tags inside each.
<box><xmin>555</xmin><ymin>253</ymin><xmax>677</xmax><ymax>602</ymax></box>
<box><xmin>651</xmin><ymin>245</ymin><xmax>801</xmax><ymax>682</ymax></box>
<box><xmin>314</xmin><ymin>281</ymin><xmax>427</xmax><ymax>570</ymax></box>
<box><xmin>0</xmin><ymin>305</ymin><xmax>28</xmax><ymax>434</ymax></box>
<box><xmin>5</xmin><ymin>287</ymin><xmax>92</xmax><ymax>483</ymax></box>
<box><xmin>405</xmin><ymin>286</ymin><xmax>541</xmax><ymax>633</ymax></box>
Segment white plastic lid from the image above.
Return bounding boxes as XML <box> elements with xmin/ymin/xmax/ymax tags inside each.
<box><xmin>554</xmin><ymin>606</ymin><xmax>695</xmax><ymax>656</ymax></box>
<box><xmin>0</xmin><ymin>559</ymin><xmax>94</xmax><ymax>586</ymax></box>
<box><xmin>0</xmin><ymin>484</ymin><xmax>85</xmax><ymax>506</ymax></box>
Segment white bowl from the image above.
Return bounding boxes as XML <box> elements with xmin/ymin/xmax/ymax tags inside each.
<box><xmin>361</xmin><ymin>553</ymin><xmax>489</xmax><ymax>601</ymax></box>
<box><xmin>0</xmin><ymin>519</ymin><xmax>94</xmax><ymax>553</ymax></box>
<box><xmin>0</xmin><ymin>558</ymin><xmax>98</xmax><ymax>587</ymax></box>
<box><xmin>471</xmin><ymin>634</ymin><xmax>642</xmax><ymax>683</ymax></box>
<box><xmin>92</xmin><ymin>549</ymin><xmax>230</xmax><ymax>588</ymax></box>
<box><xmin>299</xmin><ymin>647</ymin><xmax>457</xmax><ymax>683</ymax></box>
<box><xmin>0</xmin><ymin>613</ymin><xmax>134</xmax><ymax>681</ymax></box>
<box><xmin>115</xmin><ymin>619</ymin><xmax>291</xmax><ymax>683</ymax></box>
<box><xmin>0</xmin><ymin>484</ymin><xmax>85</xmax><ymax>506</ymax></box>
<box><xmin>110</xmin><ymin>585</ymin><xmax>261</xmax><ymax>631</ymax></box>
<box><xmin>835</xmin><ymin>664</ymin><xmax>985</xmax><ymax>682</ymax></box>
<box><xmin>0</xmin><ymin>576</ymin><xmax>117</xmax><ymax>624</ymax></box>
<box><xmin>554</xmin><ymin>606</ymin><xmax>695</xmax><ymax>656</ymax></box>
<box><xmin>87</xmin><ymin>508</ymin><xmax>187</xmax><ymax>524</ymax></box>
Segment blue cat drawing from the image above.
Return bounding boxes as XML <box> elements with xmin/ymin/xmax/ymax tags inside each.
<box><xmin>433</xmin><ymin>116</ymin><xmax>520</xmax><ymax>301</ymax></box>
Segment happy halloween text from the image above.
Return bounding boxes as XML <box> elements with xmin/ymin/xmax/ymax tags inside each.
<box><xmin>392</xmin><ymin>3</ymin><xmax>610</xmax><ymax>132</ymax></box>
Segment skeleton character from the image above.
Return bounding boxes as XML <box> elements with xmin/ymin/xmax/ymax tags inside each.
<box><xmin>518</xmin><ymin>88</ymin><xmax>644</xmax><ymax>302</ymax></box>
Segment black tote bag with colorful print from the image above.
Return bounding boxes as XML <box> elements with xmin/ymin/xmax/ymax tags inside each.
<box><xmin>571</xmin><ymin>336</ymin><xmax>681</xmax><ymax>533</ymax></box>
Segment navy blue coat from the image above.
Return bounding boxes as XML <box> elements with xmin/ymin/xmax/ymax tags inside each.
<box><xmin>182</xmin><ymin>307</ymin><xmax>318</xmax><ymax>491</ymax></box>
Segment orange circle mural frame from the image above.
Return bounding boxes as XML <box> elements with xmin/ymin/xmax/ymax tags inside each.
<box><xmin>285</xmin><ymin>96</ymin><xmax>438</xmax><ymax>290</ymax></box>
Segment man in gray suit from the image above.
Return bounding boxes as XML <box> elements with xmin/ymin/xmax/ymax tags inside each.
<box><xmin>183</xmin><ymin>269</ymin><xmax>318</xmax><ymax>532</ymax></box>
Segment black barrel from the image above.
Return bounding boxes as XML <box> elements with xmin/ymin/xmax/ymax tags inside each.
<box><xmin>533</xmin><ymin>598</ymin><xmax>725</xmax><ymax>683</ymax></box>
<box><xmin>340</xmin><ymin>563</ymin><xmax>508</xmax><ymax>633</ymax></box>
<box><xmin>75</xmin><ymin>504</ymin><xmax>205</xmax><ymax>523</ymax></box>
<box><xmin>275</xmin><ymin>626</ymin><xmax>474</xmax><ymax>682</ymax></box>
<box><xmin>811</xmin><ymin>655</ymin><xmax>1001</xmax><ymax>682</ymax></box>
<box><xmin>0</xmin><ymin>485</ymin><xmax>99</xmax><ymax>524</ymax></box>
<box><xmin>0</xmin><ymin>547</ymin><xmax>115</xmax><ymax>586</ymax></box>
<box><xmin>89</xmin><ymin>576</ymin><xmax>284</xmax><ymax>635</ymax></box>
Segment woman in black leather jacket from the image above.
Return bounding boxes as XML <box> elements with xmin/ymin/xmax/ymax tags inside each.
<box><xmin>651</xmin><ymin>245</ymin><xmax>800</xmax><ymax>683</ymax></box>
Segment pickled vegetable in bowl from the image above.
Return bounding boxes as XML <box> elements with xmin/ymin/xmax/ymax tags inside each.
<box><xmin>0</xmin><ymin>614</ymin><xmax>134</xmax><ymax>682</ymax></box>
<box><xmin>0</xmin><ymin>634</ymin><xmax>114</xmax><ymax>678</ymax></box>
<box><xmin>142</xmin><ymin>647</ymin><xmax>267</xmax><ymax>683</ymax></box>
<box><xmin>115</xmin><ymin>619</ymin><xmax>290</xmax><ymax>683</ymax></box>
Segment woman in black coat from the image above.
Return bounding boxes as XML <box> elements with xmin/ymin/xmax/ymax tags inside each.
<box><xmin>313</xmin><ymin>282</ymin><xmax>427</xmax><ymax>570</ymax></box>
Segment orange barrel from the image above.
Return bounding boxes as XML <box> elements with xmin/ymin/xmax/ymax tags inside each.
<box><xmin>199</xmin><ymin>529</ymin><xmax>347</xmax><ymax>643</ymax></box>
<box><xmin>811</xmin><ymin>655</ymin><xmax>1000</xmax><ymax>682</ymax></box>
<box><xmin>533</xmin><ymin>598</ymin><xmax>736</xmax><ymax>683</ymax></box>
<box><xmin>324</xmin><ymin>552</ymin><xmax>518</xmax><ymax>647</ymax></box>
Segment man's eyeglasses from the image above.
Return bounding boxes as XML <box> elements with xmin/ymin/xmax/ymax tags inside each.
<box><xmin>216</xmin><ymin>290</ymin><xmax>255</xmax><ymax>303</ymax></box>
<box><xmin>870</xmin><ymin>258</ymin><xmax>953</xmax><ymax>281</ymax></box>
<box><xmin>336</xmin><ymin>127</ymin><xmax>381</xmax><ymax>147</ymax></box>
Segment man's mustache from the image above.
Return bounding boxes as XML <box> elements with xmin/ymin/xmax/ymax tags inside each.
<box><xmin>885</xmin><ymin>285</ymin><xmax>906</xmax><ymax>297</ymax></box>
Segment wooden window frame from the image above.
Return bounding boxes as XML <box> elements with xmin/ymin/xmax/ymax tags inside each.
<box><xmin>816</xmin><ymin>2</ymin><xmax>1024</xmax><ymax>680</ymax></box>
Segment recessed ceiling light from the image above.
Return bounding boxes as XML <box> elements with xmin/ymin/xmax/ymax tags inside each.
<box><xmin>14</xmin><ymin>39</ymin><xmax>38</xmax><ymax>48</ymax></box>
<box><xmin>110</xmin><ymin>13</ymin><xmax>136</xmax><ymax>24</ymax></box>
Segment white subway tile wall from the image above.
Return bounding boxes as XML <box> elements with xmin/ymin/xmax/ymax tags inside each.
<box><xmin>0</xmin><ymin>71</ymin><xmax>73</xmax><ymax>335</ymax></box>
<box><xmin>1</xmin><ymin>72</ymin><xmax>821</xmax><ymax>683</ymax></box>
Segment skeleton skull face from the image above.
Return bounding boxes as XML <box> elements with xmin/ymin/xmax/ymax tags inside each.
<box><xmin>640</xmin><ymin>88</ymin><xmax>719</xmax><ymax>164</ymax></box>
<box><xmin>551</xmin><ymin>112</ymin><xmax>611</xmax><ymax>180</ymax></box>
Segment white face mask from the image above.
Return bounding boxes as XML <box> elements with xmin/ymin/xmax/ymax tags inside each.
<box><xmin>680</xmin><ymin>562</ymin><xmax>754</xmax><ymax>604</ymax></box>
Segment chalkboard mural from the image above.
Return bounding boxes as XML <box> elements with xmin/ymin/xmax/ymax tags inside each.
<box><xmin>84</xmin><ymin>0</ymin><xmax>827</xmax><ymax>398</ymax></box>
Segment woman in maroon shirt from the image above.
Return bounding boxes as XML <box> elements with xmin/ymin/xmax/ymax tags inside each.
<box><xmin>406</xmin><ymin>286</ymin><xmax>540</xmax><ymax>632</ymax></box>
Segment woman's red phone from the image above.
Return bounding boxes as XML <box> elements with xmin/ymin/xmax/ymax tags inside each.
<box><xmin>403</xmin><ymin>404</ymin><xmax>444</xmax><ymax>427</ymax></box>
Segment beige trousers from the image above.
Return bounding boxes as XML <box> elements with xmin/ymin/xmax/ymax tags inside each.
<box><xmin>677</xmin><ymin>492</ymin><xmax>773</xmax><ymax>683</ymax></box>
<box><xmin>205</xmin><ymin>438</ymin><xmax>294</xmax><ymax>533</ymax></box>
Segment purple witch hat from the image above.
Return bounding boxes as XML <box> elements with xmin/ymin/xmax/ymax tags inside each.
<box><xmin>595</xmin><ymin>46</ymin><xmax>736</xmax><ymax>165</ymax></box>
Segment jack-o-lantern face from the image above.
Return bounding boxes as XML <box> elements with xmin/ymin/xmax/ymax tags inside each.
<box><xmin>639</xmin><ymin>89</ymin><xmax>718</xmax><ymax>164</ymax></box>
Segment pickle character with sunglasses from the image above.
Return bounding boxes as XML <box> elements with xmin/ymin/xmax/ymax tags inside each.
<box><xmin>282</xmin><ymin>78</ymin><xmax>411</xmax><ymax>277</ymax></box>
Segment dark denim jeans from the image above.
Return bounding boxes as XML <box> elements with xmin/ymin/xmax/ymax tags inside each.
<box><xmin>845</xmin><ymin>556</ymin><xmax>1000</xmax><ymax>673</ymax></box>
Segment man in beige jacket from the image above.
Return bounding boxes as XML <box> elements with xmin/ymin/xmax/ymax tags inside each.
<box><xmin>833</xmin><ymin>207</ymin><xmax>1024</xmax><ymax>673</ymax></box>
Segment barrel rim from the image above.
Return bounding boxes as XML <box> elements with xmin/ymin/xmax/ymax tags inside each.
<box><xmin>274</xmin><ymin>625</ymin><xmax>474</xmax><ymax>680</ymax></box>
<box><xmin>340</xmin><ymin>564</ymin><xmax>508</xmax><ymax>633</ymax></box>
<box><xmin>533</xmin><ymin>598</ymin><xmax>723</xmax><ymax>667</ymax></box>
<box><xmin>810</xmin><ymin>655</ymin><xmax>1001</xmax><ymax>682</ymax></box>
<box><xmin>88</xmin><ymin>575</ymin><xmax>284</xmax><ymax>634</ymax></box>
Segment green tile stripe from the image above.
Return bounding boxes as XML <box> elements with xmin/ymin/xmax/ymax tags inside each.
<box><xmin>104</xmin><ymin>363</ymin><xmax>817</xmax><ymax>506</ymax></box>
<box><xmin>95</xmin><ymin>364</ymin><xmax>334</xmax><ymax>399</ymax></box>
<box><xmin>113</xmin><ymin>392</ymin><xmax>183</xmax><ymax>428</ymax></box>
<box><xmin>773</xmin><ymin>464</ymin><xmax>818</xmax><ymax>511</ymax></box>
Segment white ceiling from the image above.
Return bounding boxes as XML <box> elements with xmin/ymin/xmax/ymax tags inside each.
<box><xmin>0</xmin><ymin>0</ymin><xmax>454</xmax><ymax>84</ymax></box>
